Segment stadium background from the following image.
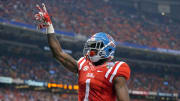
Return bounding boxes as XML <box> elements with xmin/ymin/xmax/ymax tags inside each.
<box><xmin>0</xmin><ymin>0</ymin><xmax>180</xmax><ymax>101</ymax></box>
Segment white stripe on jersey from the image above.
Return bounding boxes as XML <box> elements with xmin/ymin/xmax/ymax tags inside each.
<box><xmin>77</xmin><ymin>57</ymin><xmax>84</xmax><ymax>63</ymax></box>
<box><xmin>109</xmin><ymin>62</ymin><xmax>125</xmax><ymax>83</ymax></box>
<box><xmin>79</xmin><ymin>59</ymin><xmax>86</xmax><ymax>70</ymax></box>
<box><xmin>105</xmin><ymin>66</ymin><xmax>113</xmax><ymax>78</ymax></box>
<box><xmin>84</xmin><ymin>79</ymin><xmax>91</xmax><ymax>101</ymax></box>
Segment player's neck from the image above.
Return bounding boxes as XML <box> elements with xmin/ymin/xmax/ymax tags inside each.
<box><xmin>93</xmin><ymin>58</ymin><xmax>109</xmax><ymax>66</ymax></box>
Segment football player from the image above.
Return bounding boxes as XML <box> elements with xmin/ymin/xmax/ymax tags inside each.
<box><xmin>35</xmin><ymin>3</ymin><xmax>131</xmax><ymax>101</ymax></box>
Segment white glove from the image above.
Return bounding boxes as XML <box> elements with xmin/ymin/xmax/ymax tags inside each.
<box><xmin>34</xmin><ymin>3</ymin><xmax>54</xmax><ymax>34</ymax></box>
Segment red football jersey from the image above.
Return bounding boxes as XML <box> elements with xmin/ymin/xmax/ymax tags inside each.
<box><xmin>77</xmin><ymin>57</ymin><xmax>131</xmax><ymax>101</ymax></box>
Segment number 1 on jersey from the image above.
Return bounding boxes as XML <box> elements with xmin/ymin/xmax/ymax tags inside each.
<box><xmin>84</xmin><ymin>79</ymin><xmax>91</xmax><ymax>101</ymax></box>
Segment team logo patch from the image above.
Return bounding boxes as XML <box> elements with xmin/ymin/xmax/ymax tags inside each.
<box><xmin>106</xmin><ymin>62</ymin><xmax>115</xmax><ymax>69</ymax></box>
<box><xmin>83</xmin><ymin>66</ymin><xmax>89</xmax><ymax>71</ymax></box>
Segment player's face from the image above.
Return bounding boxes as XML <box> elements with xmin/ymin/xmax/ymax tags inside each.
<box><xmin>87</xmin><ymin>41</ymin><xmax>104</xmax><ymax>49</ymax></box>
<box><xmin>87</xmin><ymin>41</ymin><xmax>104</xmax><ymax>57</ymax></box>
<box><xmin>83</xmin><ymin>40</ymin><xmax>105</xmax><ymax>62</ymax></box>
<box><xmin>89</xmin><ymin>49</ymin><xmax>98</xmax><ymax>57</ymax></box>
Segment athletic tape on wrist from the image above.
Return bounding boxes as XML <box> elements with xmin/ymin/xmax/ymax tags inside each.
<box><xmin>46</xmin><ymin>24</ymin><xmax>54</xmax><ymax>34</ymax></box>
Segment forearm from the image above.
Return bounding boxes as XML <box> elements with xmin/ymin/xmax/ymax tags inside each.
<box><xmin>47</xmin><ymin>33</ymin><xmax>62</xmax><ymax>53</ymax></box>
<box><xmin>47</xmin><ymin>34</ymin><xmax>78</xmax><ymax>73</ymax></box>
<box><xmin>116</xmin><ymin>85</ymin><xmax>130</xmax><ymax>101</ymax></box>
<box><xmin>114</xmin><ymin>77</ymin><xmax>130</xmax><ymax>101</ymax></box>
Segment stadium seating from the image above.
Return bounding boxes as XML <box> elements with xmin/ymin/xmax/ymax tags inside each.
<box><xmin>0</xmin><ymin>0</ymin><xmax>180</xmax><ymax>100</ymax></box>
<box><xmin>0</xmin><ymin>56</ymin><xmax>78</xmax><ymax>84</ymax></box>
<box><xmin>0</xmin><ymin>55</ymin><xmax>179</xmax><ymax>93</ymax></box>
<box><xmin>0</xmin><ymin>0</ymin><xmax>180</xmax><ymax>50</ymax></box>
<box><xmin>0</xmin><ymin>88</ymin><xmax>78</xmax><ymax>101</ymax></box>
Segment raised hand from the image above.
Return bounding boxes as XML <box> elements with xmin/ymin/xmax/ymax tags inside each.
<box><xmin>35</xmin><ymin>3</ymin><xmax>52</xmax><ymax>29</ymax></box>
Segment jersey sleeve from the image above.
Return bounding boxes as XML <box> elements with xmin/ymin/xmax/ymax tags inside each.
<box><xmin>107</xmin><ymin>61</ymin><xmax>131</xmax><ymax>83</ymax></box>
<box><xmin>114</xmin><ymin>62</ymin><xmax>131</xmax><ymax>80</ymax></box>
<box><xmin>77</xmin><ymin>57</ymin><xmax>86</xmax><ymax>71</ymax></box>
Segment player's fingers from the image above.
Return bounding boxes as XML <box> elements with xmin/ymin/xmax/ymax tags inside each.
<box><xmin>34</xmin><ymin>14</ymin><xmax>41</xmax><ymax>20</ymax></box>
<box><xmin>36</xmin><ymin>4</ymin><xmax>44</xmax><ymax>12</ymax></box>
<box><xmin>42</xmin><ymin>3</ymin><xmax>47</xmax><ymax>12</ymax></box>
<box><xmin>34</xmin><ymin>14</ymin><xmax>39</xmax><ymax>19</ymax></box>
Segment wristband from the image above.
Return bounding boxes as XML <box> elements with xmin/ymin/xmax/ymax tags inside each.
<box><xmin>46</xmin><ymin>24</ymin><xmax>54</xmax><ymax>34</ymax></box>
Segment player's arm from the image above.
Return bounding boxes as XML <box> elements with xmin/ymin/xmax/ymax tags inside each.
<box><xmin>113</xmin><ymin>76</ymin><xmax>130</xmax><ymax>101</ymax></box>
<box><xmin>47</xmin><ymin>34</ymin><xmax>78</xmax><ymax>73</ymax></box>
<box><xmin>112</xmin><ymin>62</ymin><xmax>131</xmax><ymax>101</ymax></box>
<box><xmin>34</xmin><ymin>3</ymin><xmax>78</xmax><ymax>73</ymax></box>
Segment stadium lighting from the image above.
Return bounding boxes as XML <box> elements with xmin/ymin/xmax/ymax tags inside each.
<box><xmin>161</xmin><ymin>12</ymin><xmax>165</xmax><ymax>16</ymax></box>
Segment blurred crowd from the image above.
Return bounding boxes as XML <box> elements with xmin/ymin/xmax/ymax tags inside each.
<box><xmin>0</xmin><ymin>55</ymin><xmax>179</xmax><ymax>93</ymax></box>
<box><xmin>0</xmin><ymin>88</ymin><xmax>77</xmax><ymax>101</ymax></box>
<box><xmin>0</xmin><ymin>0</ymin><xmax>180</xmax><ymax>100</ymax></box>
<box><xmin>0</xmin><ymin>56</ymin><xmax>78</xmax><ymax>84</ymax></box>
<box><xmin>0</xmin><ymin>0</ymin><xmax>180</xmax><ymax>50</ymax></box>
<box><xmin>0</xmin><ymin>88</ymin><xmax>147</xmax><ymax>101</ymax></box>
<box><xmin>128</xmin><ymin>73</ymin><xmax>179</xmax><ymax>93</ymax></box>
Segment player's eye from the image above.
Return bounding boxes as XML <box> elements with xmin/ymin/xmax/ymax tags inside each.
<box><xmin>96</xmin><ymin>42</ymin><xmax>104</xmax><ymax>49</ymax></box>
<box><xmin>90</xmin><ymin>43</ymin><xmax>96</xmax><ymax>48</ymax></box>
<box><xmin>87</xmin><ymin>41</ymin><xmax>104</xmax><ymax>49</ymax></box>
<box><xmin>87</xmin><ymin>42</ymin><xmax>96</xmax><ymax>48</ymax></box>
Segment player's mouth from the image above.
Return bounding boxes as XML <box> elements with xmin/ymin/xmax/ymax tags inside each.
<box><xmin>89</xmin><ymin>50</ymin><xmax>98</xmax><ymax>57</ymax></box>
